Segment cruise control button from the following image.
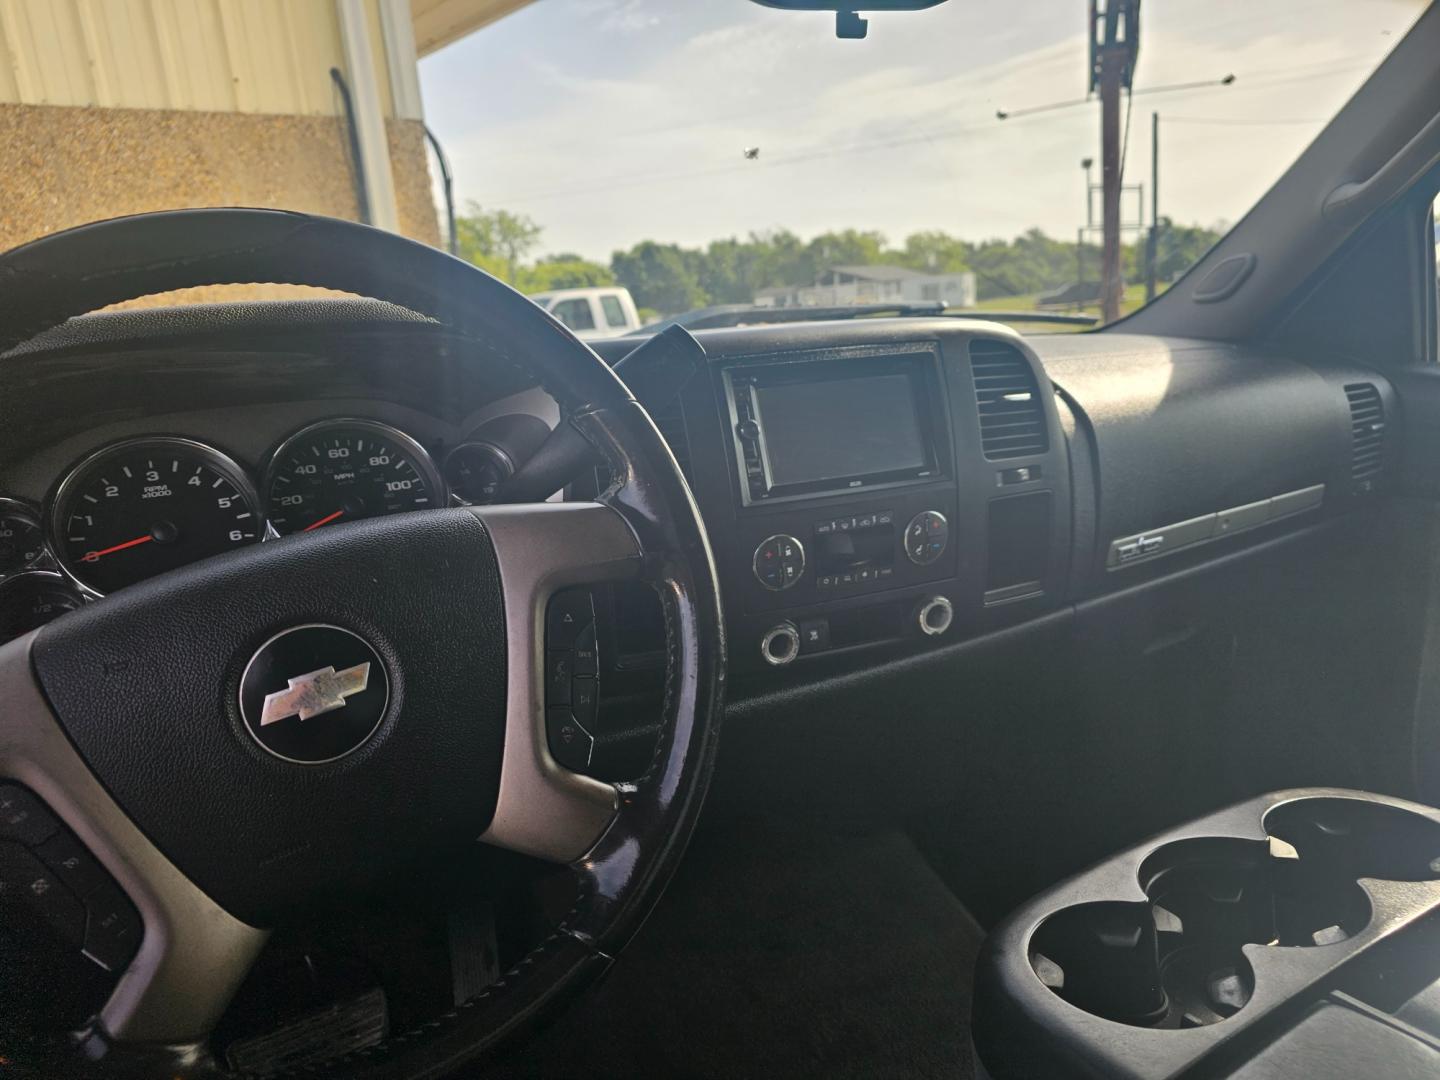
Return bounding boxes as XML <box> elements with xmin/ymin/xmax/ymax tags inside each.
<box><xmin>35</xmin><ymin>830</ymin><xmax>106</xmax><ymax>898</ymax></box>
<box><xmin>546</xmin><ymin>707</ymin><xmax>594</xmax><ymax>772</ymax></box>
<box><xmin>82</xmin><ymin>881</ymin><xmax>142</xmax><ymax>972</ymax></box>
<box><xmin>0</xmin><ymin>841</ymin><xmax>85</xmax><ymax>945</ymax></box>
<box><xmin>0</xmin><ymin>785</ymin><xmax>58</xmax><ymax>846</ymax></box>
<box><xmin>573</xmin><ymin>623</ymin><xmax>599</xmax><ymax>677</ymax></box>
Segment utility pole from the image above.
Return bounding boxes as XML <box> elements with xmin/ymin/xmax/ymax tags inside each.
<box><xmin>1089</xmin><ymin>0</ymin><xmax>1140</xmax><ymax>323</ymax></box>
<box><xmin>1145</xmin><ymin>111</ymin><xmax>1159</xmax><ymax>301</ymax></box>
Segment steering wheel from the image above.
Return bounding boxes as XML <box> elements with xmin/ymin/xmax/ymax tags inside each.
<box><xmin>0</xmin><ymin>210</ymin><xmax>726</xmax><ymax>1077</ymax></box>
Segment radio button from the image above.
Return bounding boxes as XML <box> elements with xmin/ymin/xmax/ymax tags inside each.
<box><xmin>753</xmin><ymin>535</ymin><xmax>805</xmax><ymax>591</ymax></box>
<box><xmin>906</xmin><ymin>511</ymin><xmax>949</xmax><ymax>566</ymax></box>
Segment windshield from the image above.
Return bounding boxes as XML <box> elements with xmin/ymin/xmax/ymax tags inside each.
<box><xmin>1</xmin><ymin>0</ymin><xmax>1426</xmax><ymax>327</ymax></box>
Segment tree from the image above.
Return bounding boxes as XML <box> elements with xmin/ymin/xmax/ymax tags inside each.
<box><xmin>454</xmin><ymin>201</ymin><xmax>543</xmax><ymax>284</ymax></box>
<box><xmin>901</xmin><ymin>231</ymin><xmax>970</xmax><ymax>275</ymax></box>
<box><xmin>521</xmin><ymin>255</ymin><xmax>616</xmax><ymax>292</ymax></box>
<box><xmin>1151</xmin><ymin>218</ymin><xmax>1223</xmax><ymax>281</ymax></box>
<box><xmin>805</xmin><ymin>229</ymin><xmax>887</xmax><ymax>271</ymax></box>
<box><xmin>611</xmin><ymin>241</ymin><xmax>707</xmax><ymax>315</ymax></box>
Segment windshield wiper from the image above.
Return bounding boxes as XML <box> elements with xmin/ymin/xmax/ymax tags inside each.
<box><xmin>632</xmin><ymin>302</ymin><xmax>1097</xmax><ymax>333</ymax></box>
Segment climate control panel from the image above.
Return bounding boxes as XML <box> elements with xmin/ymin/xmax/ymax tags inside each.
<box><xmin>735</xmin><ymin>490</ymin><xmax>958</xmax><ymax>617</ymax></box>
<box><xmin>752</xmin><ymin>534</ymin><xmax>806</xmax><ymax>591</ymax></box>
<box><xmin>904</xmin><ymin>510</ymin><xmax>949</xmax><ymax>566</ymax></box>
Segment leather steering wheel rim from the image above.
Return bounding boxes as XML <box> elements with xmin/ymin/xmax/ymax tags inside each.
<box><xmin>0</xmin><ymin>209</ymin><xmax>726</xmax><ymax>1078</ymax></box>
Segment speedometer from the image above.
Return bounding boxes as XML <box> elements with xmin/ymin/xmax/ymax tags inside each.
<box><xmin>52</xmin><ymin>437</ymin><xmax>262</xmax><ymax>596</ymax></box>
<box><xmin>264</xmin><ymin>420</ymin><xmax>444</xmax><ymax>535</ymax></box>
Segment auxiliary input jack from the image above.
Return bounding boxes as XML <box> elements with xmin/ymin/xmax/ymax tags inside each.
<box><xmin>761</xmin><ymin>622</ymin><xmax>801</xmax><ymax>666</ymax></box>
<box><xmin>916</xmin><ymin>595</ymin><xmax>954</xmax><ymax>638</ymax></box>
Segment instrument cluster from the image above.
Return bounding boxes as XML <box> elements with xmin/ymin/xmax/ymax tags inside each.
<box><xmin>0</xmin><ymin>417</ymin><xmax>526</xmax><ymax>644</ymax></box>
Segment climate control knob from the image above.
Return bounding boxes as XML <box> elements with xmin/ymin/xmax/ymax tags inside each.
<box><xmin>904</xmin><ymin>511</ymin><xmax>949</xmax><ymax>566</ymax></box>
<box><xmin>753</xmin><ymin>534</ymin><xmax>805</xmax><ymax>591</ymax></box>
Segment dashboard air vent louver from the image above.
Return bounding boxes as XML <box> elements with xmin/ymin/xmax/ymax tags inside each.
<box><xmin>1344</xmin><ymin>382</ymin><xmax>1384</xmax><ymax>487</ymax></box>
<box><xmin>971</xmin><ymin>339</ymin><xmax>1049</xmax><ymax>461</ymax></box>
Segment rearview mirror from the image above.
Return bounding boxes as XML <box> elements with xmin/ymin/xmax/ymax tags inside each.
<box><xmin>749</xmin><ymin>0</ymin><xmax>949</xmax><ymax>38</ymax></box>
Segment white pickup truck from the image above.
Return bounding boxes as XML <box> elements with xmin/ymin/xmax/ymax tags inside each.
<box><xmin>529</xmin><ymin>286</ymin><xmax>643</xmax><ymax>340</ymax></box>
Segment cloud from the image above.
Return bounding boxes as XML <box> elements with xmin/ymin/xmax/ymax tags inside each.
<box><xmin>576</xmin><ymin>0</ymin><xmax>660</xmax><ymax>34</ymax></box>
<box><xmin>421</xmin><ymin>0</ymin><xmax>1427</xmax><ymax>261</ymax></box>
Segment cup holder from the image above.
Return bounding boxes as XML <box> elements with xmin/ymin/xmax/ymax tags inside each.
<box><xmin>1030</xmin><ymin>831</ymin><xmax>1378</xmax><ymax>1029</ymax></box>
<box><xmin>1264</xmin><ymin>797</ymin><xmax>1440</xmax><ymax>884</ymax></box>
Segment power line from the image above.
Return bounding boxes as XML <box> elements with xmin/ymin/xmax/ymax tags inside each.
<box><xmin>484</xmin><ymin>57</ymin><xmax>1387</xmax><ymax>207</ymax></box>
<box><xmin>997</xmin><ymin>74</ymin><xmax>1234</xmax><ymax>121</ymax></box>
<box><xmin>1162</xmin><ymin>115</ymin><xmax>1326</xmax><ymax>126</ymax></box>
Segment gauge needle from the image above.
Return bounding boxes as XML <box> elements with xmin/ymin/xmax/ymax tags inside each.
<box><xmin>304</xmin><ymin>510</ymin><xmax>345</xmax><ymax>532</ymax></box>
<box><xmin>82</xmin><ymin>535</ymin><xmax>154</xmax><ymax>562</ymax></box>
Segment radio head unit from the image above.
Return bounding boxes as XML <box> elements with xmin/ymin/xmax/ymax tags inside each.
<box><xmin>723</xmin><ymin>344</ymin><xmax>948</xmax><ymax>506</ymax></box>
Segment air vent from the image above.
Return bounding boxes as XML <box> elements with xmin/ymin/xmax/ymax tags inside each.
<box><xmin>1344</xmin><ymin>382</ymin><xmax>1384</xmax><ymax>487</ymax></box>
<box><xmin>971</xmin><ymin>340</ymin><xmax>1049</xmax><ymax>460</ymax></box>
<box><xmin>650</xmin><ymin>397</ymin><xmax>693</xmax><ymax>480</ymax></box>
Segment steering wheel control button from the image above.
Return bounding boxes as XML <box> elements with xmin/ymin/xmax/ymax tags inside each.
<box><xmin>905</xmin><ymin>511</ymin><xmax>949</xmax><ymax>566</ymax></box>
<box><xmin>573</xmin><ymin>622</ymin><xmax>600</xmax><ymax>676</ymax></box>
<box><xmin>546</xmin><ymin>651</ymin><xmax>574</xmax><ymax>706</ymax></box>
<box><xmin>544</xmin><ymin>589</ymin><xmax>603</xmax><ymax>773</ymax></box>
<box><xmin>238</xmin><ymin>625</ymin><xmax>390</xmax><ymax>765</ymax></box>
<box><xmin>0</xmin><ymin>784</ymin><xmax>59</xmax><ymax>845</ymax></box>
<box><xmin>571</xmin><ymin>676</ymin><xmax>600</xmax><ymax>728</ymax></box>
<box><xmin>35</xmin><ymin>830</ymin><xmax>106</xmax><ymax>897</ymax></box>
<box><xmin>546</xmin><ymin>589</ymin><xmax>595</xmax><ymax>647</ymax></box>
<box><xmin>753</xmin><ymin>534</ymin><xmax>805</xmax><ymax>591</ymax></box>
<box><xmin>0</xmin><ymin>840</ymin><xmax>86</xmax><ymax>946</ymax></box>
<box><xmin>81</xmin><ymin>881</ymin><xmax>143</xmax><ymax>972</ymax></box>
<box><xmin>546</xmin><ymin>708</ymin><xmax>595</xmax><ymax>772</ymax></box>
<box><xmin>761</xmin><ymin>622</ymin><xmax>801</xmax><ymax>667</ymax></box>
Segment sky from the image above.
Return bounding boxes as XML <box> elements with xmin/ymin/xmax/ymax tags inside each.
<box><xmin>418</xmin><ymin>0</ymin><xmax>1427</xmax><ymax>263</ymax></box>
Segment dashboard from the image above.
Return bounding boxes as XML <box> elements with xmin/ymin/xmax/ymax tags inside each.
<box><xmin>0</xmin><ymin>307</ymin><xmax>553</xmax><ymax>643</ymax></box>
<box><xmin>0</xmin><ymin>300</ymin><xmax>1402</xmax><ymax>706</ymax></box>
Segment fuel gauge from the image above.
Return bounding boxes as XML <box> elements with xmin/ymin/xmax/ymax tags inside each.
<box><xmin>0</xmin><ymin>498</ymin><xmax>46</xmax><ymax>575</ymax></box>
<box><xmin>0</xmin><ymin>571</ymin><xmax>81</xmax><ymax>643</ymax></box>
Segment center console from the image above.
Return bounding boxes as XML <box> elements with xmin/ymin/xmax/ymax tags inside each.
<box><xmin>669</xmin><ymin>327</ymin><xmax>1071</xmax><ymax>671</ymax></box>
<box><xmin>973</xmin><ymin>789</ymin><xmax>1440</xmax><ymax>1079</ymax></box>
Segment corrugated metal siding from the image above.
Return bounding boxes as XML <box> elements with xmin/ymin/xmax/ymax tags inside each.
<box><xmin>0</xmin><ymin>0</ymin><xmax>398</xmax><ymax>116</ymax></box>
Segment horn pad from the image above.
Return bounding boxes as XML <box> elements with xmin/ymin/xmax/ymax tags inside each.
<box><xmin>31</xmin><ymin>509</ymin><xmax>507</xmax><ymax>924</ymax></box>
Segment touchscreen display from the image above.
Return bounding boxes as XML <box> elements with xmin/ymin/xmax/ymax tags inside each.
<box><xmin>755</xmin><ymin>372</ymin><xmax>927</xmax><ymax>487</ymax></box>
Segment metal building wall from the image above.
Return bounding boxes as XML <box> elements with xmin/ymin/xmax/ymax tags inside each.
<box><xmin>0</xmin><ymin>0</ymin><xmax>411</xmax><ymax>118</ymax></box>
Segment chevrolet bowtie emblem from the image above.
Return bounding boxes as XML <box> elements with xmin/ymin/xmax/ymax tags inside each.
<box><xmin>260</xmin><ymin>663</ymin><xmax>371</xmax><ymax>726</ymax></box>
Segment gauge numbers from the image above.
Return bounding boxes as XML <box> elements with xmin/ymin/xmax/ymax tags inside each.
<box><xmin>53</xmin><ymin>438</ymin><xmax>261</xmax><ymax>596</ymax></box>
<box><xmin>265</xmin><ymin>420</ymin><xmax>444</xmax><ymax>535</ymax></box>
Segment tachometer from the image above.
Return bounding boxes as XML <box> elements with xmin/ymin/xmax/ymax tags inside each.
<box><xmin>264</xmin><ymin>420</ymin><xmax>444</xmax><ymax>535</ymax></box>
<box><xmin>52</xmin><ymin>437</ymin><xmax>262</xmax><ymax>596</ymax></box>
